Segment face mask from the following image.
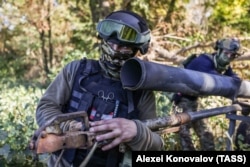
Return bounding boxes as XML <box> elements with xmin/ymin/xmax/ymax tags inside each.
<box><xmin>99</xmin><ymin>40</ymin><xmax>137</xmax><ymax>79</ymax></box>
<box><xmin>215</xmin><ymin>49</ymin><xmax>236</xmax><ymax>73</ymax></box>
<box><xmin>217</xmin><ymin>51</ymin><xmax>231</xmax><ymax>67</ymax></box>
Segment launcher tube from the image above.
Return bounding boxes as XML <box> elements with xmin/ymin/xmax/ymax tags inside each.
<box><xmin>120</xmin><ymin>58</ymin><xmax>247</xmax><ymax>98</ymax></box>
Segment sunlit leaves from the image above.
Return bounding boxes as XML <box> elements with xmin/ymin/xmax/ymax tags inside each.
<box><xmin>0</xmin><ymin>80</ymin><xmax>45</xmax><ymax>165</ymax></box>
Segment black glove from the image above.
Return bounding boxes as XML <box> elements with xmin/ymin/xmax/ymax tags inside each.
<box><xmin>172</xmin><ymin>93</ymin><xmax>182</xmax><ymax>105</ymax></box>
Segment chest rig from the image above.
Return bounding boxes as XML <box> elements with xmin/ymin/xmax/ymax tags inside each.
<box><xmin>60</xmin><ymin>58</ymin><xmax>142</xmax><ymax>166</ymax></box>
<box><xmin>65</xmin><ymin>58</ymin><xmax>140</xmax><ymax>120</ymax></box>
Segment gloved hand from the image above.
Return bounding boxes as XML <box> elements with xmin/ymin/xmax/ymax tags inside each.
<box><xmin>171</xmin><ymin>93</ymin><xmax>182</xmax><ymax>105</ymax></box>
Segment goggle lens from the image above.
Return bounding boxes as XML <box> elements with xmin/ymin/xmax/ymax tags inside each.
<box><xmin>98</xmin><ymin>20</ymin><xmax>138</xmax><ymax>42</ymax></box>
<box><xmin>120</xmin><ymin>26</ymin><xmax>137</xmax><ymax>42</ymax></box>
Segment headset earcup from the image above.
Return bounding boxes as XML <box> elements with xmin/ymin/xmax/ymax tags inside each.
<box><xmin>139</xmin><ymin>42</ymin><xmax>149</xmax><ymax>55</ymax></box>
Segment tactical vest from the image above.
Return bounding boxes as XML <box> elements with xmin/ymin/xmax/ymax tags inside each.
<box><xmin>60</xmin><ymin>58</ymin><xmax>142</xmax><ymax>166</ymax></box>
<box><xmin>180</xmin><ymin>53</ymin><xmax>197</xmax><ymax>68</ymax></box>
<box><xmin>181</xmin><ymin>53</ymin><xmax>214</xmax><ymax>69</ymax></box>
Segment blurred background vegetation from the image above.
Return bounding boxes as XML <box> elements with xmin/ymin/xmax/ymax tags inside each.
<box><xmin>0</xmin><ymin>0</ymin><xmax>250</xmax><ymax>166</ymax></box>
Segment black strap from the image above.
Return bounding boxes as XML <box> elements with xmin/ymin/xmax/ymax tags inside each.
<box><xmin>78</xmin><ymin>59</ymin><xmax>92</xmax><ymax>92</ymax></box>
<box><xmin>127</xmin><ymin>90</ymin><xmax>134</xmax><ymax>113</ymax></box>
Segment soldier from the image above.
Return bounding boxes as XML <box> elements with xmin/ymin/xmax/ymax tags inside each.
<box><xmin>36</xmin><ymin>10</ymin><xmax>164</xmax><ymax>167</ymax></box>
<box><xmin>172</xmin><ymin>38</ymin><xmax>241</xmax><ymax>150</ymax></box>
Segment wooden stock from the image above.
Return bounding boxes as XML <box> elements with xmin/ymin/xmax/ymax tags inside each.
<box><xmin>35</xmin><ymin>131</ymin><xmax>95</xmax><ymax>154</ymax></box>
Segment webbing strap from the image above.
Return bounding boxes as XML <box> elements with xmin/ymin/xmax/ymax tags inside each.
<box><xmin>127</xmin><ymin>91</ymin><xmax>134</xmax><ymax>113</ymax></box>
<box><xmin>78</xmin><ymin>59</ymin><xmax>92</xmax><ymax>92</ymax></box>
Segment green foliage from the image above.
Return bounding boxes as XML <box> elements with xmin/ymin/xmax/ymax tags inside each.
<box><xmin>0</xmin><ymin>79</ymin><xmax>47</xmax><ymax>166</ymax></box>
<box><xmin>162</xmin><ymin>132</ymin><xmax>181</xmax><ymax>150</ymax></box>
<box><xmin>210</xmin><ymin>0</ymin><xmax>250</xmax><ymax>34</ymax></box>
<box><xmin>236</xmin><ymin>134</ymin><xmax>250</xmax><ymax>151</ymax></box>
<box><xmin>155</xmin><ymin>91</ymin><xmax>172</xmax><ymax>117</ymax></box>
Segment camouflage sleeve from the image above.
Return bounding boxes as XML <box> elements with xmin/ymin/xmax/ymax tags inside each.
<box><xmin>126</xmin><ymin>90</ymin><xmax>164</xmax><ymax>151</ymax></box>
<box><xmin>36</xmin><ymin>60</ymin><xmax>80</xmax><ymax>132</ymax></box>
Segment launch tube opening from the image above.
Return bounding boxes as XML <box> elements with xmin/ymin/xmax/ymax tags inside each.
<box><xmin>120</xmin><ymin>58</ymin><xmax>144</xmax><ymax>90</ymax></box>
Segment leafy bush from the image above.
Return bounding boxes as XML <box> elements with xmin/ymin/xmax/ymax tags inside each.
<box><xmin>0</xmin><ymin>79</ymin><xmax>47</xmax><ymax>166</ymax></box>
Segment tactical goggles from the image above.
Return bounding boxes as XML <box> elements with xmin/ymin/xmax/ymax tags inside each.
<box><xmin>97</xmin><ymin>19</ymin><xmax>150</xmax><ymax>44</ymax></box>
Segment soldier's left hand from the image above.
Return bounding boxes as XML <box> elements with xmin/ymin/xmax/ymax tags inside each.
<box><xmin>89</xmin><ymin>118</ymin><xmax>137</xmax><ymax>151</ymax></box>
